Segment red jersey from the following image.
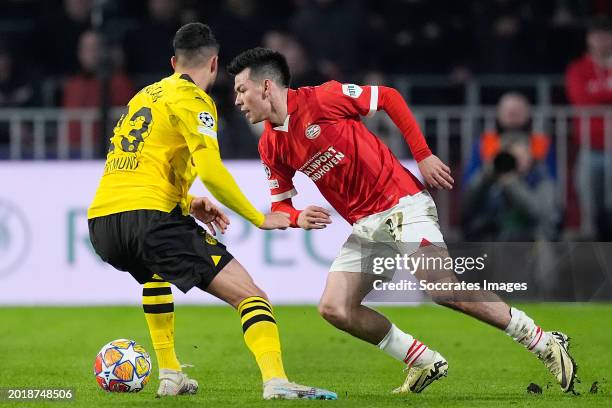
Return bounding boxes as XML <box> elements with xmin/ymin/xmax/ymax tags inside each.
<box><xmin>565</xmin><ymin>54</ymin><xmax>612</xmax><ymax>150</ymax></box>
<box><xmin>259</xmin><ymin>81</ymin><xmax>432</xmax><ymax>225</ymax></box>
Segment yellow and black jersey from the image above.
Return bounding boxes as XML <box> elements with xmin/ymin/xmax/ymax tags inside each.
<box><xmin>88</xmin><ymin>73</ymin><xmax>264</xmax><ymax>226</ymax></box>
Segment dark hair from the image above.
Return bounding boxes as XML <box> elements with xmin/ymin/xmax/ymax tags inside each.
<box><xmin>227</xmin><ymin>47</ymin><xmax>291</xmax><ymax>87</ymax></box>
<box><xmin>173</xmin><ymin>23</ymin><xmax>219</xmax><ymax>66</ymax></box>
<box><xmin>588</xmin><ymin>16</ymin><xmax>612</xmax><ymax>33</ymax></box>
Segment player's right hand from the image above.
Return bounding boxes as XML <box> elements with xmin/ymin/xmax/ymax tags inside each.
<box><xmin>259</xmin><ymin>212</ymin><xmax>291</xmax><ymax>230</ymax></box>
<box><xmin>418</xmin><ymin>154</ymin><xmax>454</xmax><ymax>190</ymax></box>
<box><xmin>297</xmin><ymin>205</ymin><xmax>332</xmax><ymax>230</ymax></box>
<box><xmin>190</xmin><ymin>196</ymin><xmax>230</xmax><ymax>236</ymax></box>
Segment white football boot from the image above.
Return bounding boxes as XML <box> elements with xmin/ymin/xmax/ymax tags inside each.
<box><xmin>393</xmin><ymin>351</ymin><xmax>448</xmax><ymax>394</ymax></box>
<box><xmin>263</xmin><ymin>378</ymin><xmax>337</xmax><ymax>400</ymax></box>
<box><xmin>538</xmin><ymin>331</ymin><xmax>577</xmax><ymax>393</ymax></box>
<box><xmin>156</xmin><ymin>369</ymin><xmax>199</xmax><ymax>397</ymax></box>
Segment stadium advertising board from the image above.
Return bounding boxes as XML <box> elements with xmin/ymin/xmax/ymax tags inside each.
<box><xmin>0</xmin><ymin>161</ymin><xmax>419</xmax><ymax>305</ymax></box>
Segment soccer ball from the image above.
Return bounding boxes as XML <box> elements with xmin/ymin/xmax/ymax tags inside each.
<box><xmin>94</xmin><ymin>339</ymin><xmax>152</xmax><ymax>392</ymax></box>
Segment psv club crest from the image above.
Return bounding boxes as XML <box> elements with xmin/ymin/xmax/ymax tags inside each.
<box><xmin>305</xmin><ymin>124</ymin><xmax>321</xmax><ymax>140</ymax></box>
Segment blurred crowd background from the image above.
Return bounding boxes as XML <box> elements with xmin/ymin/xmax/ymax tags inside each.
<box><xmin>3</xmin><ymin>0</ymin><xmax>611</xmax><ymax>109</ymax></box>
<box><xmin>1</xmin><ymin>0</ymin><xmax>612</xmax><ymax>243</ymax></box>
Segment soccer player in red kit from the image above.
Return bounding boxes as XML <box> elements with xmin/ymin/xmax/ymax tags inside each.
<box><xmin>228</xmin><ymin>48</ymin><xmax>577</xmax><ymax>394</ymax></box>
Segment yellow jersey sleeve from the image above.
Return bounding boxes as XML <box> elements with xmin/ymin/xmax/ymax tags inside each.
<box><xmin>168</xmin><ymin>89</ymin><xmax>265</xmax><ymax>227</ymax></box>
<box><xmin>169</xmin><ymin>91</ymin><xmax>220</xmax><ymax>154</ymax></box>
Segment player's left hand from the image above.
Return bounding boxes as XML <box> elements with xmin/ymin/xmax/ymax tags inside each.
<box><xmin>190</xmin><ymin>197</ymin><xmax>230</xmax><ymax>236</ymax></box>
<box><xmin>297</xmin><ymin>205</ymin><xmax>332</xmax><ymax>230</ymax></box>
<box><xmin>418</xmin><ymin>155</ymin><xmax>454</xmax><ymax>190</ymax></box>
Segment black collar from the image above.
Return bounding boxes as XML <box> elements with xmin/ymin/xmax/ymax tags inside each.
<box><xmin>179</xmin><ymin>73</ymin><xmax>195</xmax><ymax>84</ymax></box>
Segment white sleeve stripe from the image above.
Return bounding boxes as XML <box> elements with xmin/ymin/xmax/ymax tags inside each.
<box><xmin>198</xmin><ymin>126</ymin><xmax>217</xmax><ymax>139</ymax></box>
<box><xmin>367</xmin><ymin>86</ymin><xmax>378</xmax><ymax>118</ymax></box>
<box><xmin>270</xmin><ymin>188</ymin><xmax>298</xmax><ymax>202</ymax></box>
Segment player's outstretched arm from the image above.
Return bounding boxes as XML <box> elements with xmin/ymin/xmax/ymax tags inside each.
<box><xmin>260</xmin><ymin>212</ymin><xmax>291</xmax><ymax>230</ymax></box>
<box><xmin>377</xmin><ymin>86</ymin><xmax>454</xmax><ymax>190</ymax></box>
<box><xmin>193</xmin><ymin>150</ymin><xmax>290</xmax><ymax>230</ymax></box>
<box><xmin>193</xmin><ymin>148</ymin><xmax>267</xmax><ymax>227</ymax></box>
<box><xmin>270</xmin><ymin>199</ymin><xmax>330</xmax><ymax>230</ymax></box>
<box><xmin>377</xmin><ymin>86</ymin><xmax>432</xmax><ymax>161</ymax></box>
<box><xmin>170</xmin><ymin>91</ymin><xmax>288</xmax><ymax>229</ymax></box>
<box><xmin>270</xmin><ymin>198</ymin><xmax>301</xmax><ymax>227</ymax></box>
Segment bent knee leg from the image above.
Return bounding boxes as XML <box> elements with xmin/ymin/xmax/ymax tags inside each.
<box><xmin>205</xmin><ymin>259</ymin><xmax>268</xmax><ymax>308</ymax></box>
<box><xmin>318</xmin><ymin>300</ymin><xmax>353</xmax><ymax>330</ymax></box>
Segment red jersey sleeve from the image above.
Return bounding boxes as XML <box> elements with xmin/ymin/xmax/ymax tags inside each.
<box><xmin>316</xmin><ymin>80</ymin><xmax>379</xmax><ymax>118</ymax></box>
<box><xmin>316</xmin><ymin>80</ymin><xmax>432</xmax><ymax>162</ymax></box>
<box><xmin>258</xmin><ymin>130</ymin><xmax>302</xmax><ymax>227</ymax></box>
<box><xmin>258</xmin><ymin>130</ymin><xmax>298</xmax><ymax>202</ymax></box>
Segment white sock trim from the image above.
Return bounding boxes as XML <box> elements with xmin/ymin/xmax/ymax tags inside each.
<box><xmin>378</xmin><ymin>324</ymin><xmax>434</xmax><ymax>366</ymax></box>
<box><xmin>505</xmin><ymin>307</ymin><xmax>549</xmax><ymax>354</ymax></box>
<box><xmin>378</xmin><ymin>324</ymin><xmax>414</xmax><ymax>362</ymax></box>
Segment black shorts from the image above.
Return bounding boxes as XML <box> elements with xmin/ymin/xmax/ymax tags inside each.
<box><xmin>88</xmin><ymin>207</ymin><xmax>233</xmax><ymax>293</ymax></box>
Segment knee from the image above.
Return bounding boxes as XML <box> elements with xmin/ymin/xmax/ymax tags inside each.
<box><xmin>318</xmin><ymin>301</ymin><xmax>351</xmax><ymax>330</ymax></box>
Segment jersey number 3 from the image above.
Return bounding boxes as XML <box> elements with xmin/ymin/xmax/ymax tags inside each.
<box><xmin>112</xmin><ymin>106</ymin><xmax>153</xmax><ymax>153</ymax></box>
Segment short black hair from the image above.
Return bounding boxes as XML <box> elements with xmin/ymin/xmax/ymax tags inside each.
<box><xmin>227</xmin><ymin>47</ymin><xmax>291</xmax><ymax>87</ymax></box>
<box><xmin>173</xmin><ymin>22</ymin><xmax>219</xmax><ymax>66</ymax></box>
<box><xmin>588</xmin><ymin>16</ymin><xmax>612</xmax><ymax>33</ymax></box>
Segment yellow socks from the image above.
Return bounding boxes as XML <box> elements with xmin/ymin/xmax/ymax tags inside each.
<box><xmin>238</xmin><ymin>296</ymin><xmax>288</xmax><ymax>382</ymax></box>
<box><xmin>142</xmin><ymin>279</ymin><xmax>181</xmax><ymax>372</ymax></box>
<box><xmin>143</xmin><ymin>285</ymin><xmax>286</xmax><ymax>381</ymax></box>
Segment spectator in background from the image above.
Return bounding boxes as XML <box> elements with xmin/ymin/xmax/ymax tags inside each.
<box><xmin>0</xmin><ymin>46</ymin><xmax>39</xmax><ymax>157</ymax></box>
<box><xmin>565</xmin><ymin>17</ymin><xmax>612</xmax><ymax>240</ymax></box>
<box><xmin>0</xmin><ymin>47</ymin><xmax>37</xmax><ymax>108</ymax></box>
<box><xmin>370</xmin><ymin>0</ymin><xmax>471</xmax><ymax>77</ymax></box>
<box><xmin>262</xmin><ymin>30</ymin><xmax>326</xmax><ymax>87</ymax></box>
<box><xmin>470</xmin><ymin>0</ymin><xmax>542</xmax><ymax>73</ymax></box>
<box><xmin>40</xmin><ymin>0</ymin><xmax>93</xmax><ymax>76</ymax></box>
<box><xmin>125</xmin><ymin>0</ymin><xmax>182</xmax><ymax>79</ymax></box>
<box><xmin>63</xmin><ymin>30</ymin><xmax>134</xmax><ymax>108</ymax></box>
<box><xmin>463</xmin><ymin>92</ymin><xmax>554</xmax><ymax>185</ymax></box>
<box><xmin>542</xmin><ymin>0</ymin><xmax>589</xmax><ymax>72</ymax></box>
<box><xmin>462</xmin><ymin>137</ymin><xmax>559</xmax><ymax>241</ymax></box>
<box><xmin>212</xmin><ymin>0</ymin><xmax>265</xmax><ymax>66</ymax></box>
<box><xmin>63</xmin><ymin>30</ymin><xmax>135</xmax><ymax>155</ymax></box>
<box><xmin>290</xmin><ymin>0</ymin><xmax>366</xmax><ymax>80</ymax></box>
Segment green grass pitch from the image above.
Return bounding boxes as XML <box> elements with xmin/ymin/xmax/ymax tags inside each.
<box><xmin>0</xmin><ymin>304</ymin><xmax>610</xmax><ymax>407</ymax></box>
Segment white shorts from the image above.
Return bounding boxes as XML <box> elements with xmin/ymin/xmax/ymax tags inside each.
<box><xmin>329</xmin><ymin>191</ymin><xmax>446</xmax><ymax>278</ymax></box>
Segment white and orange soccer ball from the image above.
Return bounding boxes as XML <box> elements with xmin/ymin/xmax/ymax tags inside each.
<box><xmin>94</xmin><ymin>339</ymin><xmax>152</xmax><ymax>392</ymax></box>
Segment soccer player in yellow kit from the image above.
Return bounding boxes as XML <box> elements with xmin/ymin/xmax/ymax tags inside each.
<box><xmin>87</xmin><ymin>23</ymin><xmax>336</xmax><ymax>400</ymax></box>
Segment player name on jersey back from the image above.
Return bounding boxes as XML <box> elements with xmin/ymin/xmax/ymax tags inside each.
<box><xmin>88</xmin><ymin>73</ymin><xmax>219</xmax><ymax>219</ymax></box>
